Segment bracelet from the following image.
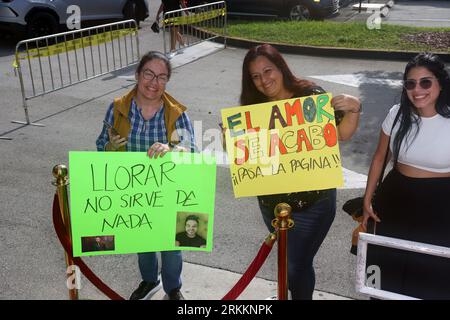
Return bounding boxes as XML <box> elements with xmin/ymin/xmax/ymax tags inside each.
<box><xmin>351</xmin><ymin>103</ymin><xmax>362</xmax><ymax>113</ymax></box>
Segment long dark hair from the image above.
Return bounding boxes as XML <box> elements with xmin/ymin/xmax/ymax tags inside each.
<box><xmin>136</xmin><ymin>51</ymin><xmax>172</xmax><ymax>79</ymax></box>
<box><xmin>393</xmin><ymin>52</ymin><xmax>450</xmax><ymax>165</ymax></box>
<box><xmin>240</xmin><ymin>44</ymin><xmax>316</xmax><ymax>105</ymax></box>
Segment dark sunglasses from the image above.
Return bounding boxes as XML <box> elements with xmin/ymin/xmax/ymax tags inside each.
<box><xmin>404</xmin><ymin>77</ymin><xmax>436</xmax><ymax>90</ymax></box>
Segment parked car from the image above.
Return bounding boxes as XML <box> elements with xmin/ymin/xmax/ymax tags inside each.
<box><xmin>0</xmin><ymin>0</ymin><xmax>149</xmax><ymax>39</ymax></box>
<box><xmin>187</xmin><ymin>0</ymin><xmax>339</xmax><ymax>20</ymax></box>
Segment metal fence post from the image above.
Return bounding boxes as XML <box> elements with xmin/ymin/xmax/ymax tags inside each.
<box><xmin>10</xmin><ymin>20</ymin><xmax>139</xmax><ymax>132</ymax></box>
<box><xmin>52</xmin><ymin>164</ymin><xmax>79</xmax><ymax>300</ymax></box>
<box><xmin>163</xmin><ymin>1</ymin><xmax>226</xmax><ymax>57</ymax></box>
<box><xmin>273</xmin><ymin>203</ymin><xmax>294</xmax><ymax>300</ymax></box>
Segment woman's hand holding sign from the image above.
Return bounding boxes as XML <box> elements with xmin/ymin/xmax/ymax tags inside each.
<box><xmin>330</xmin><ymin>94</ymin><xmax>362</xmax><ymax>113</ymax></box>
<box><xmin>147</xmin><ymin>142</ymin><xmax>171</xmax><ymax>158</ymax></box>
<box><xmin>147</xmin><ymin>142</ymin><xmax>188</xmax><ymax>158</ymax></box>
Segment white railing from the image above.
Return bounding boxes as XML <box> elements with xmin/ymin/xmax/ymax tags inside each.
<box><xmin>356</xmin><ymin>232</ymin><xmax>450</xmax><ymax>300</ymax></box>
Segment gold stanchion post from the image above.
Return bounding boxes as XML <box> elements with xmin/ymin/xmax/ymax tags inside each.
<box><xmin>272</xmin><ymin>203</ymin><xmax>294</xmax><ymax>300</ymax></box>
<box><xmin>52</xmin><ymin>164</ymin><xmax>79</xmax><ymax>300</ymax></box>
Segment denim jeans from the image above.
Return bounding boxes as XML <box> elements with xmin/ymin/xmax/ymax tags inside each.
<box><xmin>258</xmin><ymin>189</ymin><xmax>336</xmax><ymax>300</ymax></box>
<box><xmin>138</xmin><ymin>251</ymin><xmax>182</xmax><ymax>294</ymax></box>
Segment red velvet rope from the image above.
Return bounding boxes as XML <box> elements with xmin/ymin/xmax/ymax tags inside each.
<box><xmin>53</xmin><ymin>193</ymin><xmax>275</xmax><ymax>301</ymax></box>
<box><xmin>52</xmin><ymin>194</ymin><xmax>125</xmax><ymax>300</ymax></box>
<box><xmin>221</xmin><ymin>236</ymin><xmax>276</xmax><ymax>300</ymax></box>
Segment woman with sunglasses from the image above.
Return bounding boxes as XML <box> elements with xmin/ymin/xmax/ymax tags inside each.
<box><xmin>363</xmin><ymin>52</ymin><xmax>450</xmax><ymax>299</ymax></box>
<box><xmin>96</xmin><ymin>51</ymin><xmax>195</xmax><ymax>300</ymax></box>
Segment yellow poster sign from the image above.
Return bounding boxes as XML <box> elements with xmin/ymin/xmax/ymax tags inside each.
<box><xmin>221</xmin><ymin>93</ymin><xmax>344</xmax><ymax>198</ymax></box>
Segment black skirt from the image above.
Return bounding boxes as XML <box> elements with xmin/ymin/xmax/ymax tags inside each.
<box><xmin>368</xmin><ymin>169</ymin><xmax>450</xmax><ymax>299</ymax></box>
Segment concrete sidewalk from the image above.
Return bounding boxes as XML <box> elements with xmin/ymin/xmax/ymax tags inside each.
<box><xmin>148</xmin><ymin>262</ymin><xmax>352</xmax><ymax>300</ymax></box>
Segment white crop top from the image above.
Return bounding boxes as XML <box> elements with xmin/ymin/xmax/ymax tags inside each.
<box><xmin>382</xmin><ymin>104</ymin><xmax>450</xmax><ymax>173</ymax></box>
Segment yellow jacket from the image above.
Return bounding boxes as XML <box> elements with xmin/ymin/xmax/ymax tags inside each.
<box><xmin>111</xmin><ymin>86</ymin><xmax>187</xmax><ymax>151</ymax></box>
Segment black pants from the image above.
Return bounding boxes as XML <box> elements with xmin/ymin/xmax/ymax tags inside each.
<box><xmin>367</xmin><ymin>169</ymin><xmax>450</xmax><ymax>299</ymax></box>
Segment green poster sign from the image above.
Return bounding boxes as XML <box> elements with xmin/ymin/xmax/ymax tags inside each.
<box><xmin>69</xmin><ymin>151</ymin><xmax>216</xmax><ymax>257</ymax></box>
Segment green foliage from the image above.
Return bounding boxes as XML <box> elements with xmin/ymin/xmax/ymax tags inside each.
<box><xmin>223</xmin><ymin>20</ymin><xmax>450</xmax><ymax>53</ymax></box>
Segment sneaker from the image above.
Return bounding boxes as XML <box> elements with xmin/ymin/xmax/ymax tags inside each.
<box><xmin>129</xmin><ymin>280</ymin><xmax>162</xmax><ymax>300</ymax></box>
<box><xmin>167</xmin><ymin>52</ymin><xmax>176</xmax><ymax>59</ymax></box>
<box><xmin>168</xmin><ymin>288</ymin><xmax>185</xmax><ymax>300</ymax></box>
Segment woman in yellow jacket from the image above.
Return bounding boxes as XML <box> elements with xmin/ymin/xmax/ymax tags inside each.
<box><xmin>96</xmin><ymin>51</ymin><xmax>195</xmax><ymax>300</ymax></box>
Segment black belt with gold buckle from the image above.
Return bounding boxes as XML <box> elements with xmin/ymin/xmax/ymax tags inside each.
<box><xmin>259</xmin><ymin>190</ymin><xmax>329</xmax><ymax>211</ymax></box>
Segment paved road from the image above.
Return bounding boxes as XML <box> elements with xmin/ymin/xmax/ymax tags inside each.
<box><xmin>334</xmin><ymin>0</ymin><xmax>450</xmax><ymax>27</ymax></box>
<box><xmin>385</xmin><ymin>0</ymin><xmax>450</xmax><ymax>27</ymax></box>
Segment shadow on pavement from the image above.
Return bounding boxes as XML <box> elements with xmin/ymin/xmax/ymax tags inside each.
<box><xmin>0</xmin><ymin>35</ymin><xmax>18</xmax><ymax>58</ymax></box>
<box><xmin>340</xmin><ymin>69</ymin><xmax>404</xmax><ymax>169</ymax></box>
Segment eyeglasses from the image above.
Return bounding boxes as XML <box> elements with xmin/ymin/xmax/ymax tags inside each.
<box><xmin>141</xmin><ymin>69</ymin><xmax>169</xmax><ymax>84</ymax></box>
<box><xmin>403</xmin><ymin>77</ymin><xmax>436</xmax><ymax>91</ymax></box>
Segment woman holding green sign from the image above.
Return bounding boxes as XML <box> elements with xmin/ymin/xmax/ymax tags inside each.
<box><xmin>239</xmin><ymin>44</ymin><xmax>361</xmax><ymax>300</ymax></box>
<box><xmin>96</xmin><ymin>51</ymin><xmax>195</xmax><ymax>300</ymax></box>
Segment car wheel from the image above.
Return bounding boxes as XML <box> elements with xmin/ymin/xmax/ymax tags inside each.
<box><xmin>124</xmin><ymin>0</ymin><xmax>140</xmax><ymax>28</ymax></box>
<box><xmin>27</xmin><ymin>12</ymin><xmax>58</xmax><ymax>39</ymax></box>
<box><xmin>288</xmin><ymin>3</ymin><xmax>312</xmax><ymax>21</ymax></box>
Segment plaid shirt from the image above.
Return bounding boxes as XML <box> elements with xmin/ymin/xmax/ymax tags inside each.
<box><xmin>96</xmin><ymin>99</ymin><xmax>195</xmax><ymax>152</ymax></box>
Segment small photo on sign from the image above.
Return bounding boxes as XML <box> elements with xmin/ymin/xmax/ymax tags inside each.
<box><xmin>81</xmin><ymin>235</ymin><xmax>115</xmax><ymax>253</ymax></box>
<box><xmin>175</xmin><ymin>212</ymin><xmax>208</xmax><ymax>248</ymax></box>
